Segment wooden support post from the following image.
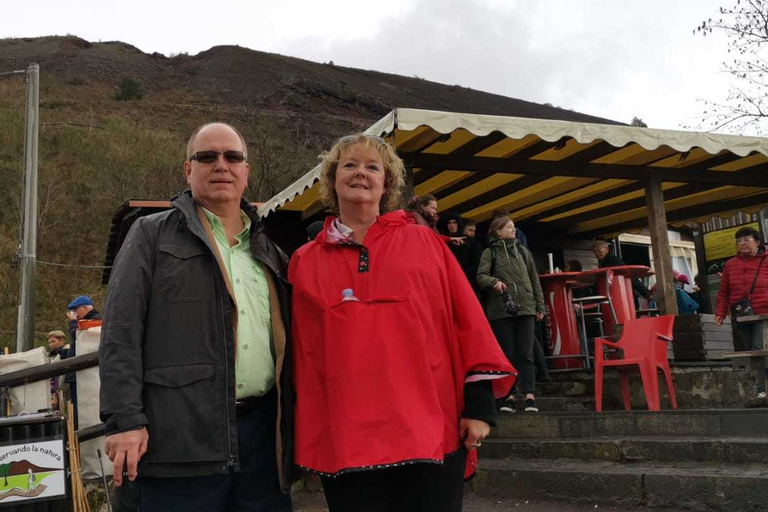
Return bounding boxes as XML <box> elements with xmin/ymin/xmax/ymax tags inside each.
<box><xmin>401</xmin><ymin>164</ymin><xmax>415</xmax><ymax>209</ymax></box>
<box><xmin>645</xmin><ymin>177</ymin><xmax>679</xmax><ymax>316</ymax></box>
<box><xmin>3</xmin><ymin>347</ymin><xmax>9</xmax><ymax>417</ymax></box>
<box><xmin>693</xmin><ymin>229</ymin><xmax>712</xmax><ymax>313</ymax></box>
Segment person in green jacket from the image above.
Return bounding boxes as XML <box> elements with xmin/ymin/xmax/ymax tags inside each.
<box><xmin>477</xmin><ymin>216</ymin><xmax>545</xmax><ymax>413</ymax></box>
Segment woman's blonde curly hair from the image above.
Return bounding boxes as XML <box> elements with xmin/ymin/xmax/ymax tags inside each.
<box><xmin>318</xmin><ymin>134</ymin><xmax>405</xmax><ymax>213</ymax></box>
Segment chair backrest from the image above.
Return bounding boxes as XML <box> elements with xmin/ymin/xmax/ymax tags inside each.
<box><xmin>615</xmin><ymin>315</ymin><xmax>675</xmax><ymax>361</ymax></box>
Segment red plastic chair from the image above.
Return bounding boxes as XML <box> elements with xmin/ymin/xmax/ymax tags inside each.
<box><xmin>594</xmin><ymin>315</ymin><xmax>676</xmax><ymax>412</ymax></box>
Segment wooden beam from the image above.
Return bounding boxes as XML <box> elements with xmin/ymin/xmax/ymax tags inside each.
<box><xmin>562</xmin><ymin>140</ymin><xmax>627</xmax><ymax>163</ymax></box>
<box><xmin>645</xmin><ymin>177</ymin><xmax>679</xmax><ymax>316</ymax></box>
<box><xmin>398</xmin><ymin>153</ymin><xmax>768</xmax><ymax>187</ymax></box>
<box><xmin>576</xmin><ymin>190</ymin><xmax>768</xmax><ymax>237</ymax></box>
<box><xmin>533</xmin><ymin>153</ymin><xmax>751</xmax><ymax>226</ymax></box>
<box><xmin>548</xmin><ymin>182</ymin><xmax>703</xmax><ymax>228</ymax></box>
<box><xmin>434</xmin><ymin>173</ymin><xmax>488</xmax><ymax>200</ymax></box>
<box><xmin>413</xmin><ymin>168</ymin><xmax>443</xmax><ymax>187</ymax></box>
<box><xmin>525</xmin><ymin>182</ymin><xmax>643</xmax><ymax>223</ymax></box>
<box><xmin>449</xmin><ymin>131</ymin><xmax>508</xmax><ymax>157</ymax></box>
<box><xmin>450</xmin><ymin>174</ymin><xmax>550</xmax><ymax>215</ymax></box>
<box><xmin>300</xmin><ymin>198</ymin><xmax>329</xmax><ymax>221</ymax></box>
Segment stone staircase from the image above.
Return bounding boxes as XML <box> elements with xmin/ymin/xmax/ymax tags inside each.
<box><xmin>471</xmin><ymin>367</ymin><xmax>768</xmax><ymax>511</ymax></box>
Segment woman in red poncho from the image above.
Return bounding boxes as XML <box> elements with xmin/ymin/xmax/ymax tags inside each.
<box><xmin>289</xmin><ymin>134</ymin><xmax>515</xmax><ymax>511</ymax></box>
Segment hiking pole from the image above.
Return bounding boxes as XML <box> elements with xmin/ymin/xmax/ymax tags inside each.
<box><xmin>96</xmin><ymin>449</ymin><xmax>112</xmax><ymax>512</ymax></box>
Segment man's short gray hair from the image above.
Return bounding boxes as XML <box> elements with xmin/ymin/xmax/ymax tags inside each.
<box><xmin>186</xmin><ymin>122</ymin><xmax>248</xmax><ymax>161</ymax></box>
<box><xmin>591</xmin><ymin>240</ymin><xmax>610</xmax><ymax>250</ymax></box>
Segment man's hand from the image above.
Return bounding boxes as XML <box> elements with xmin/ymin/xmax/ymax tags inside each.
<box><xmin>66</xmin><ymin>310</ymin><xmax>78</xmax><ymax>321</ymax></box>
<box><xmin>105</xmin><ymin>427</ymin><xmax>149</xmax><ymax>486</ymax></box>
<box><xmin>450</xmin><ymin>237</ymin><xmax>467</xmax><ymax>246</ymax></box>
<box><xmin>715</xmin><ymin>316</ymin><xmax>724</xmax><ymax>326</ymax></box>
<box><xmin>493</xmin><ymin>281</ymin><xmax>507</xmax><ymax>295</ymax></box>
<box><xmin>459</xmin><ymin>418</ymin><xmax>491</xmax><ymax>451</ymax></box>
<box><xmin>536</xmin><ymin>312</ymin><xmax>545</xmax><ymax>321</ymax></box>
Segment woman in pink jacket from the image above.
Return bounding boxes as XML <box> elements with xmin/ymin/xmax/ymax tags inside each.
<box><xmin>715</xmin><ymin>226</ymin><xmax>768</xmax><ymax>402</ymax></box>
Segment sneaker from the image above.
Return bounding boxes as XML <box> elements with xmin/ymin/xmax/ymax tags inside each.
<box><xmin>524</xmin><ymin>398</ymin><xmax>539</xmax><ymax>413</ymax></box>
<box><xmin>499</xmin><ymin>397</ymin><xmax>516</xmax><ymax>413</ymax></box>
<box><xmin>759</xmin><ymin>392</ymin><xmax>766</xmax><ymax>399</ymax></box>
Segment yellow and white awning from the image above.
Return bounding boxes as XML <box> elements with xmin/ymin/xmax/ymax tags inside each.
<box><xmin>259</xmin><ymin>108</ymin><xmax>768</xmax><ymax>237</ymax></box>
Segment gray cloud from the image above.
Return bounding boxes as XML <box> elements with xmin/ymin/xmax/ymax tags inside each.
<box><xmin>279</xmin><ymin>0</ymin><xmax>731</xmax><ymax>129</ymax></box>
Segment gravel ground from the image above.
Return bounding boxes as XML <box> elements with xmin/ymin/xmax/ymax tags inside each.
<box><xmin>292</xmin><ymin>492</ymin><xmax>688</xmax><ymax>511</ymax></box>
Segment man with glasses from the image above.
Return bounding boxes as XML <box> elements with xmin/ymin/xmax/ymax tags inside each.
<box><xmin>100</xmin><ymin>123</ymin><xmax>293</xmax><ymax>511</ymax></box>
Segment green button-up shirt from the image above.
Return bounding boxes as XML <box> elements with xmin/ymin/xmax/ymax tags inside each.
<box><xmin>202</xmin><ymin>208</ymin><xmax>274</xmax><ymax>399</ymax></box>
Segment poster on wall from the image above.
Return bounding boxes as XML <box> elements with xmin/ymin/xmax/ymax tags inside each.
<box><xmin>0</xmin><ymin>439</ymin><xmax>66</xmax><ymax>505</ymax></box>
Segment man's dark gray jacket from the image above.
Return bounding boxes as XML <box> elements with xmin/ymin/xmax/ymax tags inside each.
<box><xmin>99</xmin><ymin>190</ymin><xmax>296</xmax><ymax>487</ymax></box>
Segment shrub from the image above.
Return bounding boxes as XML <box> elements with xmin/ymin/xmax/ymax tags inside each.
<box><xmin>115</xmin><ymin>78</ymin><xmax>144</xmax><ymax>101</ymax></box>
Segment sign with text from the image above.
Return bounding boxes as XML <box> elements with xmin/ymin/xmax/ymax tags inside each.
<box><xmin>0</xmin><ymin>439</ymin><xmax>66</xmax><ymax>505</ymax></box>
<box><xmin>703</xmin><ymin>222</ymin><xmax>760</xmax><ymax>264</ymax></box>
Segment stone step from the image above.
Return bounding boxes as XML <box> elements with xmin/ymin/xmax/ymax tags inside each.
<box><xmin>536</xmin><ymin>365</ymin><xmax>761</xmax><ymax>410</ymax></box>
<box><xmin>480</xmin><ymin>436</ymin><xmax>768</xmax><ymax>464</ymax></box>
<box><xmin>501</xmin><ymin>395</ymin><xmax>605</xmax><ymax>412</ymax></box>
<box><xmin>491</xmin><ymin>409</ymin><xmax>768</xmax><ymax>439</ymax></box>
<box><xmin>472</xmin><ymin>458</ymin><xmax>768</xmax><ymax>511</ymax></box>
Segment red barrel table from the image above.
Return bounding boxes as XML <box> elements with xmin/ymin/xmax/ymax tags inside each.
<box><xmin>574</xmin><ymin>265</ymin><xmax>653</xmax><ymax>335</ymax></box>
<box><xmin>540</xmin><ymin>272</ymin><xmax>582</xmax><ymax>370</ymax></box>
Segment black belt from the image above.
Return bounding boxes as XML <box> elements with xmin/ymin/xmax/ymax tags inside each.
<box><xmin>235</xmin><ymin>388</ymin><xmax>275</xmax><ymax>415</ymax></box>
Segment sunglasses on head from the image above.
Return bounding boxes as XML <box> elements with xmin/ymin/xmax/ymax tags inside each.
<box><xmin>338</xmin><ymin>134</ymin><xmax>387</xmax><ymax>145</ymax></box>
<box><xmin>189</xmin><ymin>150</ymin><xmax>246</xmax><ymax>164</ymax></box>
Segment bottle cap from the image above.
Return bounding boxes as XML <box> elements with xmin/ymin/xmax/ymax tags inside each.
<box><xmin>342</xmin><ymin>288</ymin><xmax>354</xmax><ymax>297</ymax></box>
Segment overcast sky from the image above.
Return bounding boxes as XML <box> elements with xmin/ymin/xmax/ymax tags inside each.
<box><xmin>2</xmin><ymin>0</ymin><xmax>737</xmax><ymax>131</ymax></box>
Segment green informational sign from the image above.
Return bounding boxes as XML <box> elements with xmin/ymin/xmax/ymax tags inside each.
<box><xmin>703</xmin><ymin>222</ymin><xmax>760</xmax><ymax>263</ymax></box>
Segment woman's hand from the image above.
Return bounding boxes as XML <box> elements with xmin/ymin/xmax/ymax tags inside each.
<box><xmin>493</xmin><ymin>281</ymin><xmax>507</xmax><ymax>295</ymax></box>
<box><xmin>715</xmin><ymin>316</ymin><xmax>724</xmax><ymax>326</ymax></box>
<box><xmin>459</xmin><ymin>418</ymin><xmax>490</xmax><ymax>451</ymax></box>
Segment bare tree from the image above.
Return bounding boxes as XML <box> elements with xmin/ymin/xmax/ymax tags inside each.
<box><xmin>695</xmin><ymin>0</ymin><xmax>768</xmax><ymax>133</ymax></box>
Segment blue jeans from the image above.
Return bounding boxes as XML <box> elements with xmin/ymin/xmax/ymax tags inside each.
<box><xmin>738</xmin><ymin>322</ymin><xmax>767</xmax><ymax>393</ymax></box>
<box><xmin>137</xmin><ymin>393</ymin><xmax>291</xmax><ymax>512</ymax></box>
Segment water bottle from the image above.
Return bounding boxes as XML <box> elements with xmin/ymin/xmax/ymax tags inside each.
<box><xmin>341</xmin><ymin>288</ymin><xmax>360</xmax><ymax>302</ymax></box>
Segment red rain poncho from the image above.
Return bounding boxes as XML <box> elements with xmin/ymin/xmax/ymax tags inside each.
<box><xmin>289</xmin><ymin>210</ymin><xmax>515</xmax><ymax>478</ymax></box>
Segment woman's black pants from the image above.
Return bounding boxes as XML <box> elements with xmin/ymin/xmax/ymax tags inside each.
<box><xmin>320</xmin><ymin>448</ymin><xmax>466</xmax><ymax>512</ymax></box>
<box><xmin>490</xmin><ymin>315</ymin><xmax>536</xmax><ymax>396</ymax></box>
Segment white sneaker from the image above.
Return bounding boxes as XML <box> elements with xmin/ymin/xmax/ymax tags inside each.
<box><xmin>499</xmin><ymin>406</ymin><xmax>515</xmax><ymax>414</ymax></box>
<box><xmin>759</xmin><ymin>392</ymin><xmax>766</xmax><ymax>399</ymax></box>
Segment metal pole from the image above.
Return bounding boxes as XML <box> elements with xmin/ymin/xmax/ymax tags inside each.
<box><xmin>16</xmin><ymin>63</ymin><xmax>40</xmax><ymax>353</ymax></box>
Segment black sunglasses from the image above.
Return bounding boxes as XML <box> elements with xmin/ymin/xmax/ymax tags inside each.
<box><xmin>189</xmin><ymin>150</ymin><xmax>246</xmax><ymax>164</ymax></box>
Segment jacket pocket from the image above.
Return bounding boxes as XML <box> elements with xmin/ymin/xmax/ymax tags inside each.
<box><xmin>157</xmin><ymin>243</ymin><xmax>214</xmax><ymax>303</ymax></box>
<box><xmin>144</xmin><ymin>364</ymin><xmax>215</xmax><ymax>387</ymax></box>
<box><xmin>142</xmin><ymin>363</ymin><xmax>228</xmax><ymax>464</ymax></box>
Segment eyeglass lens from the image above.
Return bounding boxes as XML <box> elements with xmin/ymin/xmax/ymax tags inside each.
<box><xmin>192</xmin><ymin>151</ymin><xmax>245</xmax><ymax>163</ymax></box>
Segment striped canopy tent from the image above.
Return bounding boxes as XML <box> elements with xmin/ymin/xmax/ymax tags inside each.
<box><xmin>259</xmin><ymin>108</ymin><xmax>768</xmax><ymax>314</ymax></box>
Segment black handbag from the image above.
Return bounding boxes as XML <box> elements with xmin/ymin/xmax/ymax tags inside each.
<box><xmin>730</xmin><ymin>255</ymin><xmax>766</xmax><ymax>319</ymax></box>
